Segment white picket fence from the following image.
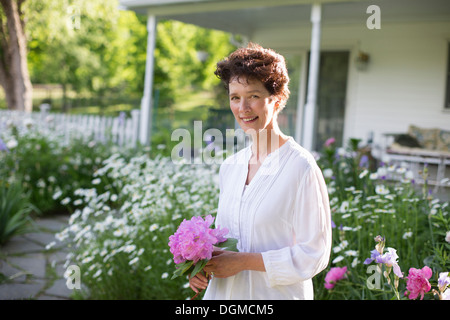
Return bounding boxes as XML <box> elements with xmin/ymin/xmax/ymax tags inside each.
<box><xmin>0</xmin><ymin>107</ymin><xmax>140</xmax><ymax>148</ymax></box>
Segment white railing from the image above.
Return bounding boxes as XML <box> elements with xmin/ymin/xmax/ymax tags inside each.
<box><xmin>0</xmin><ymin>106</ymin><xmax>140</xmax><ymax>148</ymax></box>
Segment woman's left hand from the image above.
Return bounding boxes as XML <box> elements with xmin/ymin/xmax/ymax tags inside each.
<box><xmin>203</xmin><ymin>249</ymin><xmax>242</xmax><ymax>278</ymax></box>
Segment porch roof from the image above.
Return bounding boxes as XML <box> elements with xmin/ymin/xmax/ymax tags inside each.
<box><xmin>118</xmin><ymin>0</ymin><xmax>450</xmax><ymax>150</ymax></box>
<box><xmin>120</xmin><ymin>0</ymin><xmax>450</xmax><ymax>40</ymax></box>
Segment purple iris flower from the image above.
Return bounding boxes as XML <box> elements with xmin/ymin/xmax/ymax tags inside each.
<box><xmin>364</xmin><ymin>247</ymin><xmax>403</xmax><ymax>278</ymax></box>
<box><xmin>359</xmin><ymin>155</ymin><xmax>369</xmax><ymax>168</ymax></box>
<box><xmin>0</xmin><ymin>137</ymin><xmax>8</xmax><ymax>152</ymax></box>
<box><xmin>438</xmin><ymin>272</ymin><xmax>450</xmax><ymax>292</ymax></box>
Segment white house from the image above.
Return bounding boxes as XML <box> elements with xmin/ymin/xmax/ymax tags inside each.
<box><xmin>119</xmin><ymin>0</ymin><xmax>450</xmax><ymax>159</ymax></box>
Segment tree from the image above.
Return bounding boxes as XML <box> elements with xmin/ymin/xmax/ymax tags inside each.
<box><xmin>0</xmin><ymin>0</ymin><xmax>32</xmax><ymax>111</ymax></box>
<box><xmin>2</xmin><ymin>0</ymin><xmax>235</xmax><ymax>113</ymax></box>
<box><xmin>153</xmin><ymin>20</ymin><xmax>235</xmax><ymax>109</ymax></box>
<box><xmin>26</xmin><ymin>0</ymin><xmax>122</xmax><ymax>111</ymax></box>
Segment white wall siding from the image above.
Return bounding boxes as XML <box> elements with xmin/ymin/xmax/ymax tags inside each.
<box><xmin>349</xmin><ymin>21</ymin><xmax>450</xmax><ymax>147</ymax></box>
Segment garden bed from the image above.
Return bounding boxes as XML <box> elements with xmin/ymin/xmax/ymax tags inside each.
<box><xmin>1</xmin><ymin>121</ymin><xmax>449</xmax><ymax>300</ymax></box>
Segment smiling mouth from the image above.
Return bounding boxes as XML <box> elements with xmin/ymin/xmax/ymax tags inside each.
<box><xmin>241</xmin><ymin>116</ymin><xmax>259</xmax><ymax>123</ymax></box>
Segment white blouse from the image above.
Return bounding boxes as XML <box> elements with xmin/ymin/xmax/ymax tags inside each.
<box><xmin>203</xmin><ymin>137</ymin><xmax>332</xmax><ymax>300</ymax></box>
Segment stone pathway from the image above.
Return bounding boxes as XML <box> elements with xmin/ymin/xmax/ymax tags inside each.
<box><xmin>0</xmin><ymin>214</ymin><xmax>73</xmax><ymax>300</ymax></box>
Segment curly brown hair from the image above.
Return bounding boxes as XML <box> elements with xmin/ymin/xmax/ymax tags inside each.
<box><xmin>215</xmin><ymin>42</ymin><xmax>290</xmax><ymax>110</ymax></box>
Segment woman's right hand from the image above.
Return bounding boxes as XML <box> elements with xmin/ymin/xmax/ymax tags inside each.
<box><xmin>189</xmin><ymin>271</ymin><xmax>210</xmax><ymax>295</ymax></box>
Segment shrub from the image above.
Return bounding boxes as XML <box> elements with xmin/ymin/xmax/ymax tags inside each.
<box><xmin>0</xmin><ymin>123</ymin><xmax>120</xmax><ymax>215</ymax></box>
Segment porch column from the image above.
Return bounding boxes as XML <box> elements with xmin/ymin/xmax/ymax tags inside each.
<box><xmin>302</xmin><ymin>3</ymin><xmax>322</xmax><ymax>151</ymax></box>
<box><xmin>294</xmin><ymin>52</ymin><xmax>307</xmax><ymax>144</ymax></box>
<box><xmin>140</xmin><ymin>14</ymin><xmax>157</xmax><ymax>146</ymax></box>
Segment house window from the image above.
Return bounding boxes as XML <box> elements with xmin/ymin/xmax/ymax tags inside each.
<box><xmin>446</xmin><ymin>42</ymin><xmax>450</xmax><ymax>110</ymax></box>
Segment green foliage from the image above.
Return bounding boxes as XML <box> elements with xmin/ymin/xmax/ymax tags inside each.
<box><xmin>0</xmin><ymin>180</ymin><xmax>35</xmax><ymax>245</ymax></box>
<box><xmin>154</xmin><ymin>20</ymin><xmax>234</xmax><ymax>109</ymax></box>
<box><xmin>24</xmin><ymin>0</ymin><xmax>235</xmax><ymax>111</ymax></box>
<box><xmin>0</xmin><ymin>124</ymin><xmax>121</xmax><ymax>215</ymax></box>
<box><xmin>427</xmin><ymin>209</ymin><xmax>450</xmax><ymax>272</ymax></box>
<box><xmin>26</xmin><ymin>0</ymin><xmax>123</xmax><ymax>95</ymax></box>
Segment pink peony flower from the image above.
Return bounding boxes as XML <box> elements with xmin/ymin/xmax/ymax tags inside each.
<box><xmin>324</xmin><ymin>137</ymin><xmax>336</xmax><ymax>147</ymax></box>
<box><xmin>324</xmin><ymin>266</ymin><xmax>347</xmax><ymax>290</ymax></box>
<box><xmin>405</xmin><ymin>266</ymin><xmax>432</xmax><ymax>300</ymax></box>
<box><xmin>168</xmin><ymin>215</ymin><xmax>228</xmax><ymax>264</ymax></box>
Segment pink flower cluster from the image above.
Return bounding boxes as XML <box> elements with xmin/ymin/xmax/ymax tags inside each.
<box><xmin>405</xmin><ymin>266</ymin><xmax>432</xmax><ymax>300</ymax></box>
<box><xmin>324</xmin><ymin>266</ymin><xmax>347</xmax><ymax>290</ymax></box>
<box><xmin>168</xmin><ymin>215</ymin><xmax>228</xmax><ymax>264</ymax></box>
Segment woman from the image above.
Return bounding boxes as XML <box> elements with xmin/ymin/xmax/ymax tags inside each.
<box><xmin>189</xmin><ymin>43</ymin><xmax>332</xmax><ymax>300</ymax></box>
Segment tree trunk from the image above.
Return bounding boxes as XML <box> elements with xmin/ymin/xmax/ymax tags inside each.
<box><xmin>0</xmin><ymin>0</ymin><xmax>32</xmax><ymax>112</ymax></box>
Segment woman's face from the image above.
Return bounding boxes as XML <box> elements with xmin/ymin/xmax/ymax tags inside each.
<box><xmin>228</xmin><ymin>77</ymin><xmax>279</xmax><ymax>134</ymax></box>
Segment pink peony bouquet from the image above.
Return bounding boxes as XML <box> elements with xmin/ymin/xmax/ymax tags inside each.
<box><xmin>168</xmin><ymin>215</ymin><xmax>237</xmax><ymax>280</ymax></box>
